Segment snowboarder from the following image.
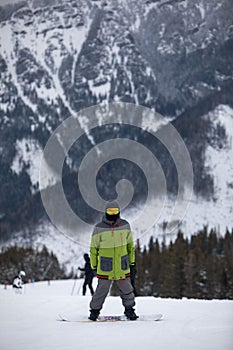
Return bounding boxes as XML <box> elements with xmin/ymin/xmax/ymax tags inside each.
<box><xmin>12</xmin><ymin>270</ymin><xmax>26</xmax><ymax>293</ymax></box>
<box><xmin>78</xmin><ymin>253</ymin><xmax>95</xmax><ymax>295</ymax></box>
<box><xmin>89</xmin><ymin>200</ymin><xmax>138</xmax><ymax>321</ymax></box>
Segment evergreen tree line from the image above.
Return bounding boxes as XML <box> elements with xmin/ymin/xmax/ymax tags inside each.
<box><xmin>0</xmin><ymin>245</ymin><xmax>67</xmax><ymax>284</ymax></box>
<box><xmin>134</xmin><ymin>228</ymin><xmax>233</xmax><ymax>300</ymax></box>
<box><xmin>1</xmin><ymin>228</ymin><xmax>232</xmax><ymax>300</ymax></box>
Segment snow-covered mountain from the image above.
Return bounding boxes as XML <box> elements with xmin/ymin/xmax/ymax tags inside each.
<box><xmin>5</xmin><ymin>104</ymin><xmax>233</xmax><ymax>272</ymax></box>
<box><xmin>1</xmin><ymin>0</ymin><xmax>232</xmax><ymax>116</ymax></box>
<box><xmin>0</xmin><ymin>0</ymin><xmax>233</xmax><ymax>268</ymax></box>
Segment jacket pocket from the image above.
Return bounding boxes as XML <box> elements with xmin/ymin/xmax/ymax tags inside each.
<box><xmin>100</xmin><ymin>257</ymin><xmax>113</xmax><ymax>272</ymax></box>
<box><xmin>121</xmin><ymin>255</ymin><xmax>129</xmax><ymax>270</ymax></box>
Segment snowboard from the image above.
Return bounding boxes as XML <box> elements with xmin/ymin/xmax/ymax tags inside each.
<box><xmin>58</xmin><ymin>313</ymin><xmax>163</xmax><ymax>323</ymax></box>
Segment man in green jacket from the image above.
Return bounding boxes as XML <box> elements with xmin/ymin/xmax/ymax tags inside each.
<box><xmin>89</xmin><ymin>200</ymin><xmax>138</xmax><ymax>321</ymax></box>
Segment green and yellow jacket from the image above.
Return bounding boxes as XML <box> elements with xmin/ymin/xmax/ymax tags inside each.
<box><xmin>90</xmin><ymin>216</ymin><xmax>135</xmax><ymax>280</ymax></box>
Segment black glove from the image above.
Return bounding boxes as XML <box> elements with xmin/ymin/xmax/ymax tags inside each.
<box><xmin>130</xmin><ymin>263</ymin><xmax>136</xmax><ymax>278</ymax></box>
<box><xmin>130</xmin><ymin>263</ymin><xmax>137</xmax><ymax>296</ymax></box>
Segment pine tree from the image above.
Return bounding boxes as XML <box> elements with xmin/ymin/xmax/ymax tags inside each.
<box><xmin>158</xmin><ymin>241</ymin><xmax>176</xmax><ymax>298</ymax></box>
<box><xmin>134</xmin><ymin>239</ymin><xmax>143</xmax><ymax>295</ymax></box>
<box><xmin>150</xmin><ymin>238</ymin><xmax>160</xmax><ymax>296</ymax></box>
<box><xmin>171</xmin><ymin>231</ymin><xmax>188</xmax><ymax>298</ymax></box>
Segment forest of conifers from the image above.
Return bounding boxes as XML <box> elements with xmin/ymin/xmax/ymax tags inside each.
<box><xmin>134</xmin><ymin>227</ymin><xmax>233</xmax><ymax>299</ymax></box>
<box><xmin>0</xmin><ymin>227</ymin><xmax>232</xmax><ymax>300</ymax></box>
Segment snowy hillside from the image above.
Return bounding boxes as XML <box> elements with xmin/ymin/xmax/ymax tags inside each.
<box><xmin>3</xmin><ymin>103</ymin><xmax>232</xmax><ymax>272</ymax></box>
<box><xmin>0</xmin><ymin>279</ymin><xmax>232</xmax><ymax>350</ymax></box>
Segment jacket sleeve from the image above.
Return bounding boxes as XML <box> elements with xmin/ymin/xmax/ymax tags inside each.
<box><xmin>90</xmin><ymin>227</ymin><xmax>99</xmax><ymax>270</ymax></box>
<box><xmin>127</xmin><ymin>226</ymin><xmax>135</xmax><ymax>265</ymax></box>
<box><xmin>13</xmin><ymin>277</ymin><xmax>22</xmax><ymax>288</ymax></box>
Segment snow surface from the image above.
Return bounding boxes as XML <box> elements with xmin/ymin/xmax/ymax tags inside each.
<box><xmin>0</xmin><ymin>2</ymin><xmax>92</xmax><ymax>117</ymax></box>
<box><xmin>196</xmin><ymin>1</ymin><xmax>205</xmax><ymax>20</ymax></box>
<box><xmin>11</xmin><ymin>138</ymin><xmax>43</xmax><ymax>189</ymax></box>
<box><xmin>0</xmin><ymin>279</ymin><xmax>232</xmax><ymax>350</ymax></box>
<box><xmin>205</xmin><ymin>105</ymin><xmax>233</xmax><ymax>207</ymax></box>
<box><xmin>11</xmin><ymin>138</ymin><xmax>59</xmax><ymax>190</ymax></box>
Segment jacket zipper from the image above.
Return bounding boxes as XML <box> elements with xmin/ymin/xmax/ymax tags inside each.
<box><xmin>110</xmin><ymin>221</ymin><xmax>115</xmax><ymax>280</ymax></box>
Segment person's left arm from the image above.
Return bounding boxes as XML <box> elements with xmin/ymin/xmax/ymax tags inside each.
<box><xmin>127</xmin><ymin>225</ymin><xmax>135</xmax><ymax>265</ymax></box>
<box><xmin>78</xmin><ymin>267</ymin><xmax>85</xmax><ymax>272</ymax></box>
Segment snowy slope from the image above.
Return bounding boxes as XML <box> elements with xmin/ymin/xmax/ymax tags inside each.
<box><xmin>0</xmin><ymin>279</ymin><xmax>232</xmax><ymax>350</ymax></box>
<box><xmin>4</xmin><ymin>221</ymin><xmax>90</xmax><ymax>273</ymax></box>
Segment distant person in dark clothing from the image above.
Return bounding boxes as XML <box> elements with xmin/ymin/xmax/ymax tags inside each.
<box><xmin>130</xmin><ymin>263</ymin><xmax>137</xmax><ymax>296</ymax></box>
<box><xmin>78</xmin><ymin>253</ymin><xmax>95</xmax><ymax>295</ymax></box>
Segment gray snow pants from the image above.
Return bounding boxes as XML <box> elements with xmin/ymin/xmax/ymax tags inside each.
<box><xmin>90</xmin><ymin>278</ymin><xmax>135</xmax><ymax>311</ymax></box>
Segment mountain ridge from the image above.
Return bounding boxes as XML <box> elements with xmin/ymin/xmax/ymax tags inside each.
<box><xmin>0</xmin><ymin>0</ymin><xmax>232</xmax><ymax>258</ymax></box>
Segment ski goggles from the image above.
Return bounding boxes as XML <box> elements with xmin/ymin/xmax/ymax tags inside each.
<box><xmin>106</xmin><ymin>207</ymin><xmax>120</xmax><ymax>215</ymax></box>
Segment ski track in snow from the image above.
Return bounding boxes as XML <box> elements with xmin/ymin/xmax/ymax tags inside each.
<box><xmin>0</xmin><ymin>279</ymin><xmax>232</xmax><ymax>350</ymax></box>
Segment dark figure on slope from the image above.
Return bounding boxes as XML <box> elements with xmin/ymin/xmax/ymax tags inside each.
<box><xmin>78</xmin><ymin>253</ymin><xmax>95</xmax><ymax>296</ymax></box>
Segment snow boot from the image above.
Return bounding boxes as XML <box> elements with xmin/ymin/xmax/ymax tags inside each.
<box><xmin>89</xmin><ymin>309</ymin><xmax>100</xmax><ymax>321</ymax></box>
<box><xmin>124</xmin><ymin>307</ymin><xmax>139</xmax><ymax>320</ymax></box>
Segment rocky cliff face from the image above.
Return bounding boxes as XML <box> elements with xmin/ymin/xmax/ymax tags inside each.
<box><xmin>0</xmin><ymin>0</ymin><xmax>232</xmax><ymax>239</ymax></box>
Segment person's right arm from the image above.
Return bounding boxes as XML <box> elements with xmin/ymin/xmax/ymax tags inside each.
<box><xmin>90</xmin><ymin>227</ymin><xmax>99</xmax><ymax>271</ymax></box>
